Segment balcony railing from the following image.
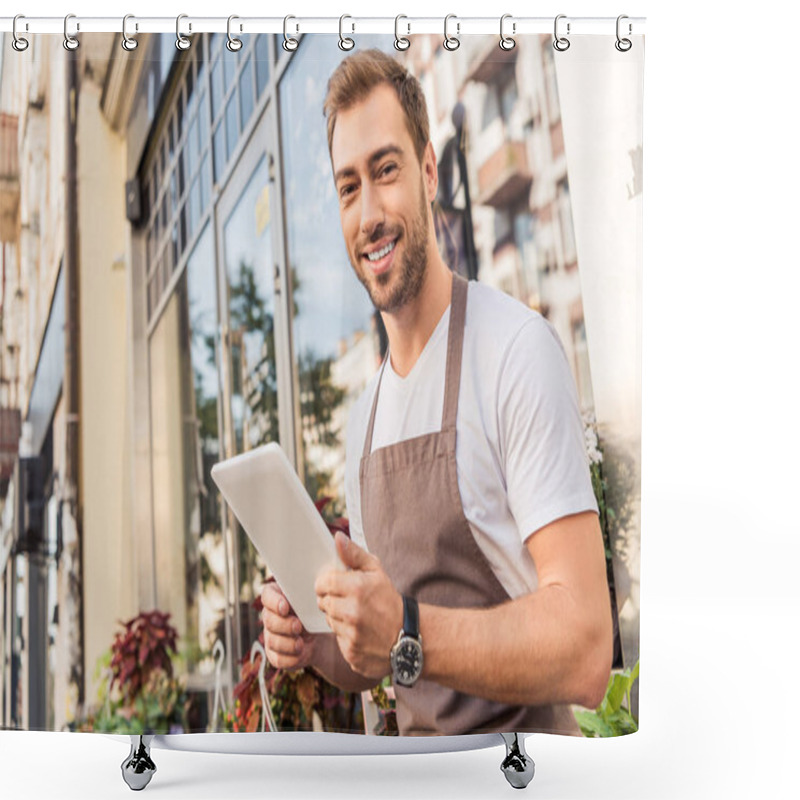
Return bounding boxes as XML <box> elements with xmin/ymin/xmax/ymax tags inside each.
<box><xmin>477</xmin><ymin>140</ymin><xmax>532</xmax><ymax>208</ymax></box>
<box><xmin>0</xmin><ymin>113</ymin><xmax>20</xmax><ymax>243</ymax></box>
<box><xmin>0</xmin><ymin>407</ymin><xmax>22</xmax><ymax>485</ymax></box>
<box><xmin>464</xmin><ymin>40</ymin><xmax>518</xmax><ymax>84</ymax></box>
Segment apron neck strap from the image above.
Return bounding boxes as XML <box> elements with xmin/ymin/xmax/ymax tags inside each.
<box><xmin>441</xmin><ymin>272</ymin><xmax>468</xmax><ymax>431</ymax></box>
<box><xmin>362</xmin><ymin>271</ymin><xmax>469</xmax><ymax>458</ymax></box>
<box><xmin>362</xmin><ymin>352</ymin><xmax>389</xmax><ymax>459</ymax></box>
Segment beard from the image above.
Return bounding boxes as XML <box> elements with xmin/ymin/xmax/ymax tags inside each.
<box><xmin>352</xmin><ymin>185</ymin><xmax>430</xmax><ymax>314</ymax></box>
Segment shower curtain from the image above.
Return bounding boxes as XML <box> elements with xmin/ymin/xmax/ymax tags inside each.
<box><xmin>0</xmin><ymin>21</ymin><xmax>643</xmax><ymax>740</ymax></box>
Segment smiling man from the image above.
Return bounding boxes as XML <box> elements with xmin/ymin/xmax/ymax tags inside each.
<box><xmin>261</xmin><ymin>49</ymin><xmax>613</xmax><ymax>736</ymax></box>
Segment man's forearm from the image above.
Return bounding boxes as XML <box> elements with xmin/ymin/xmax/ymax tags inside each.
<box><xmin>419</xmin><ymin>584</ymin><xmax>612</xmax><ymax>709</ymax></box>
<box><xmin>310</xmin><ymin>633</ymin><xmax>385</xmax><ymax>693</ymax></box>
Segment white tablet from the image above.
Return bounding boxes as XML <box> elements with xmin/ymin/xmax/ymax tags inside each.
<box><xmin>210</xmin><ymin>442</ymin><xmax>342</xmax><ymax>634</ymax></box>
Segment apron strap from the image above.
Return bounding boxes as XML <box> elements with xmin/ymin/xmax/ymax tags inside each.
<box><xmin>362</xmin><ymin>271</ymin><xmax>469</xmax><ymax>458</ymax></box>
<box><xmin>442</xmin><ymin>272</ymin><xmax>468</xmax><ymax>431</ymax></box>
<box><xmin>362</xmin><ymin>351</ymin><xmax>389</xmax><ymax>460</ymax></box>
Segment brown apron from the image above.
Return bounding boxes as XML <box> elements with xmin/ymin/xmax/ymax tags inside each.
<box><xmin>359</xmin><ymin>272</ymin><xmax>580</xmax><ymax>736</ymax></box>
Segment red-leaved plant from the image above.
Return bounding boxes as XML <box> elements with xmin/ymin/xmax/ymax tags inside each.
<box><xmin>230</xmin><ymin>632</ymin><xmax>269</xmax><ymax>732</ymax></box>
<box><xmin>227</xmin><ymin>497</ymin><xmax>368</xmax><ymax>733</ymax></box>
<box><xmin>109</xmin><ymin>610</ymin><xmax>179</xmax><ymax>705</ymax></box>
<box><xmin>313</xmin><ymin>496</ymin><xmax>350</xmax><ymax>539</ymax></box>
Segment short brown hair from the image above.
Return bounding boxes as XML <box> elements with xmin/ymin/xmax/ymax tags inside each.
<box><xmin>323</xmin><ymin>49</ymin><xmax>430</xmax><ymax>164</ymax></box>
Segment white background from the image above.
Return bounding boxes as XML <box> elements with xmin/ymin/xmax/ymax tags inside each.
<box><xmin>2</xmin><ymin>1</ymin><xmax>799</xmax><ymax>798</ymax></box>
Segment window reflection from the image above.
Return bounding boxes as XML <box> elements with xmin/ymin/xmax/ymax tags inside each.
<box><xmin>149</xmin><ymin>223</ymin><xmax>227</xmax><ymax>692</ymax></box>
<box><xmin>239</xmin><ymin>55</ymin><xmax>254</xmax><ymax>129</ymax></box>
<box><xmin>225</xmin><ymin>95</ymin><xmax>238</xmax><ymax>162</ymax></box>
<box><xmin>220</xmin><ymin>154</ymin><xmax>274</xmax><ymax>649</ymax></box>
<box><xmin>222</xmin><ymin>156</ymin><xmax>277</xmax><ymax>454</ymax></box>
<box><xmin>279</xmin><ymin>36</ymin><xmax>388</xmax><ymax>515</ymax></box>
<box><xmin>213</xmin><ymin>125</ymin><xmax>225</xmax><ymax>184</ymax></box>
<box><xmin>145</xmin><ymin>41</ymin><xmax>213</xmax><ymax>326</ymax></box>
<box><xmin>255</xmin><ymin>34</ymin><xmax>269</xmax><ymax>96</ymax></box>
<box><xmin>222</xmin><ymin>47</ymin><xmax>238</xmax><ymax>88</ymax></box>
<box><xmin>211</xmin><ymin>60</ymin><xmax>224</xmax><ymax>120</ymax></box>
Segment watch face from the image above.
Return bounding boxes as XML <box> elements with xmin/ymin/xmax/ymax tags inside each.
<box><xmin>392</xmin><ymin>637</ymin><xmax>423</xmax><ymax>685</ymax></box>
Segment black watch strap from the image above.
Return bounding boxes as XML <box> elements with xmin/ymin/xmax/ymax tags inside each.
<box><xmin>402</xmin><ymin>595</ymin><xmax>420</xmax><ymax>639</ymax></box>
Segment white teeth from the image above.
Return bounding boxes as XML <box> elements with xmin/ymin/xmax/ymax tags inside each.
<box><xmin>367</xmin><ymin>240</ymin><xmax>396</xmax><ymax>262</ymax></box>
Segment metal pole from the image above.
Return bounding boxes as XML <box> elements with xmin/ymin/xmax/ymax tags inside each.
<box><xmin>62</xmin><ymin>47</ymin><xmax>85</xmax><ymax>715</ymax></box>
<box><xmin>456</xmin><ymin>117</ymin><xmax>478</xmax><ymax>281</ymax></box>
<box><xmin>453</xmin><ymin>107</ymin><xmax>478</xmax><ymax>282</ymax></box>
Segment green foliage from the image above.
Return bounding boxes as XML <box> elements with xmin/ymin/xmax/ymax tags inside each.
<box><xmin>87</xmin><ymin>669</ymin><xmax>188</xmax><ymax>735</ymax></box>
<box><xmin>369</xmin><ymin>675</ymin><xmax>398</xmax><ymax>735</ymax></box>
<box><xmin>598</xmin><ymin>439</ymin><xmax>638</xmax><ymax>564</ymax></box>
<box><xmin>574</xmin><ymin>661</ymin><xmax>639</xmax><ymax>738</ymax></box>
<box><xmin>590</xmin><ymin>460</ymin><xmax>614</xmax><ymax>563</ymax></box>
<box><xmin>76</xmin><ymin>611</ymin><xmax>188</xmax><ymax>734</ymax></box>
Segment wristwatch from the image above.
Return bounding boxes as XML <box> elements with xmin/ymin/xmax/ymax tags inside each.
<box><xmin>390</xmin><ymin>595</ymin><xmax>424</xmax><ymax>687</ymax></box>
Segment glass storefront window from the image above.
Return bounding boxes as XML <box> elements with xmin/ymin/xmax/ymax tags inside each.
<box><xmin>213</xmin><ymin>124</ymin><xmax>226</xmax><ymax>185</ymax></box>
<box><xmin>198</xmin><ymin>93</ymin><xmax>209</xmax><ymax>151</ymax></box>
<box><xmin>211</xmin><ymin>59</ymin><xmax>224</xmax><ymax>121</ymax></box>
<box><xmin>145</xmin><ymin>42</ymin><xmax>214</xmax><ymax>327</ymax></box>
<box><xmin>196</xmin><ymin>34</ymin><xmax>207</xmax><ymax>85</ymax></box>
<box><xmin>187</xmin><ymin>116</ymin><xmax>200</xmax><ymax>174</ymax></box>
<box><xmin>219</xmin><ymin>153</ymin><xmax>275</xmax><ymax>649</ymax></box>
<box><xmin>185</xmin><ymin>62</ymin><xmax>196</xmax><ymax>122</ymax></box>
<box><xmin>149</xmin><ymin>223</ymin><xmax>227</xmax><ymax>686</ymax></box>
<box><xmin>221</xmin><ymin>156</ymin><xmax>276</xmax><ymax>456</ymax></box>
<box><xmin>222</xmin><ymin>47</ymin><xmax>238</xmax><ymax>90</ymax></box>
<box><xmin>255</xmin><ymin>34</ymin><xmax>269</xmax><ymax>97</ymax></box>
<box><xmin>206</xmin><ymin>35</ymin><xmax>266</xmax><ymax>192</ymax></box>
<box><xmin>225</xmin><ymin>95</ymin><xmax>238</xmax><ymax>162</ymax></box>
<box><xmin>188</xmin><ymin>173</ymin><xmax>201</xmax><ymax>240</ymax></box>
<box><xmin>239</xmin><ymin>55</ymin><xmax>254</xmax><ymax>130</ymax></box>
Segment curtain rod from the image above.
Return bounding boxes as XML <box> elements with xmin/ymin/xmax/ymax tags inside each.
<box><xmin>0</xmin><ymin>16</ymin><xmax>646</xmax><ymax>37</ymax></box>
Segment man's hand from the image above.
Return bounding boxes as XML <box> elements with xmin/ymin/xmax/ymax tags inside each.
<box><xmin>260</xmin><ymin>581</ymin><xmax>318</xmax><ymax>671</ymax></box>
<box><xmin>315</xmin><ymin>531</ymin><xmax>402</xmax><ymax>681</ymax></box>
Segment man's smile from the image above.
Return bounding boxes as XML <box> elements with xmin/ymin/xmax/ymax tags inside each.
<box><xmin>362</xmin><ymin>235</ymin><xmax>399</xmax><ymax>275</ymax></box>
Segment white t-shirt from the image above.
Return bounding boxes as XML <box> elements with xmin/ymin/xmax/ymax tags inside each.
<box><xmin>344</xmin><ymin>280</ymin><xmax>598</xmax><ymax>599</ymax></box>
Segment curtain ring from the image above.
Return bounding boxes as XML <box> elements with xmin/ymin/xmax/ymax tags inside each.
<box><xmin>12</xmin><ymin>15</ymin><xmax>29</xmax><ymax>52</ymax></box>
<box><xmin>553</xmin><ymin>14</ymin><xmax>570</xmax><ymax>52</ymax></box>
<box><xmin>176</xmin><ymin>13</ymin><xmax>191</xmax><ymax>51</ymax></box>
<box><xmin>226</xmin><ymin>15</ymin><xmax>243</xmax><ymax>52</ymax></box>
<box><xmin>63</xmin><ymin>14</ymin><xmax>79</xmax><ymax>51</ymax></box>
<box><xmin>394</xmin><ymin>15</ymin><xmax>410</xmax><ymax>51</ymax></box>
<box><xmin>443</xmin><ymin>14</ymin><xmax>460</xmax><ymax>52</ymax></box>
<box><xmin>615</xmin><ymin>15</ymin><xmax>632</xmax><ymax>52</ymax></box>
<box><xmin>339</xmin><ymin>15</ymin><xmax>355</xmax><ymax>51</ymax></box>
<box><xmin>121</xmin><ymin>14</ymin><xmax>138</xmax><ymax>51</ymax></box>
<box><xmin>499</xmin><ymin>14</ymin><xmax>515</xmax><ymax>51</ymax></box>
<box><xmin>283</xmin><ymin>15</ymin><xmax>299</xmax><ymax>52</ymax></box>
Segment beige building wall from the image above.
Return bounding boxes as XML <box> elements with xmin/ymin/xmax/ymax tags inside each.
<box><xmin>75</xmin><ymin>71</ymin><xmax>137</xmax><ymax>705</ymax></box>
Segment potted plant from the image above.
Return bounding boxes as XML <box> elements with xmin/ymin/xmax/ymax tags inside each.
<box><xmin>77</xmin><ymin>610</ymin><xmax>188</xmax><ymax>734</ymax></box>
<box><xmin>574</xmin><ymin>660</ymin><xmax>639</xmax><ymax>737</ymax></box>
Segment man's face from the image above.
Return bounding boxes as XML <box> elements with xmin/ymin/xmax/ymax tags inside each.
<box><xmin>331</xmin><ymin>84</ymin><xmax>434</xmax><ymax>313</ymax></box>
